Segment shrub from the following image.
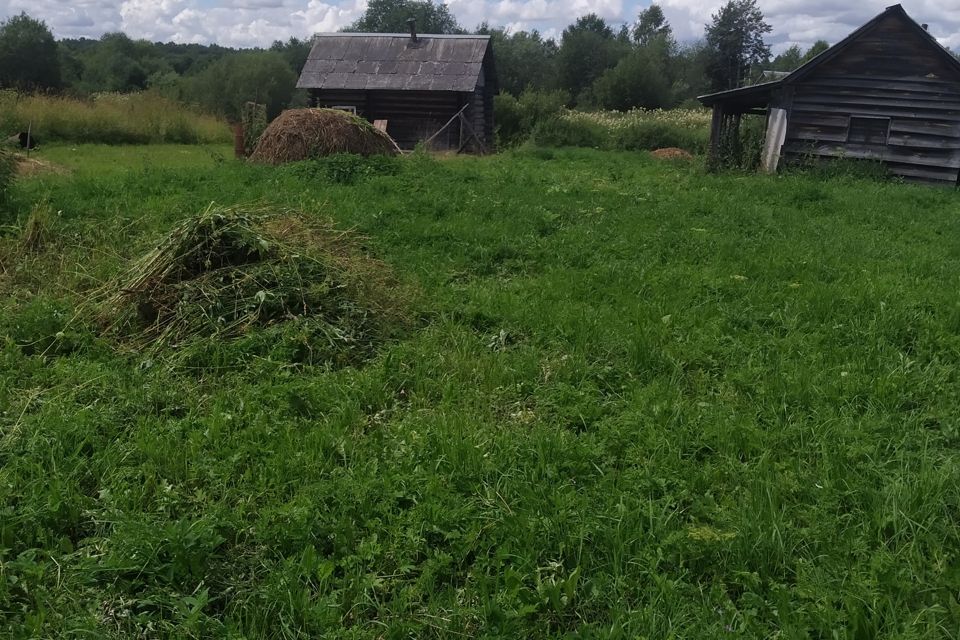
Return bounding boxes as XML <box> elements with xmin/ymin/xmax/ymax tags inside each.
<box><xmin>495</xmin><ymin>89</ymin><xmax>569</xmax><ymax>147</ymax></box>
<box><xmin>530</xmin><ymin>116</ymin><xmax>608</xmax><ymax>149</ymax></box>
<box><xmin>613</xmin><ymin>121</ymin><xmax>707</xmax><ymax>153</ymax></box>
<box><xmin>530</xmin><ymin>108</ymin><xmax>710</xmax><ymax>154</ymax></box>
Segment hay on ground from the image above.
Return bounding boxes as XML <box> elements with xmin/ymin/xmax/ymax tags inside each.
<box><xmin>15</xmin><ymin>156</ymin><xmax>69</xmax><ymax>177</ymax></box>
<box><xmin>88</xmin><ymin>205</ymin><xmax>410</xmax><ymax>364</ymax></box>
<box><xmin>651</xmin><ymin>147</ymin><xmax>694</xmax><ymax>161</ymax></box>
<box><xmin>249</xmin><ymin>108</ymin><xmax>400</xmax><ymax>165</ymax></box>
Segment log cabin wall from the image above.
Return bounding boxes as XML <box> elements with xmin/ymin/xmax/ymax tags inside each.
<box><xmin>299</xmin><ymin>34</ymin><xmax>495</xmax><ymax>153</ymax></box>
<box><xmin>311</xmin><ymin>89</ymin><xmax>468</xmax><ymax>150</ymax></box>
<box><xmin>779</xmin><ymin>13</ymin><xmax>960</xmax><ymax>185</ymax></box>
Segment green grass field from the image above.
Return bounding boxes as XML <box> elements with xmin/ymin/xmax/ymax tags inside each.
<box><xmin>2</xmin><ymin>144</ymin><xmax>959</xmax><ymax>638</ymax></box>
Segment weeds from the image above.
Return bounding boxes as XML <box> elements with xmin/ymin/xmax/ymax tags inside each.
<box><xmin>0</xmin><ymin>149</ymin><xmax>13</xmax><ymax>208</ymax></box>
<box><xmin>532</xmin><ymin>108</ymin><xmax>710</xmax><ymax>153</ymax></box>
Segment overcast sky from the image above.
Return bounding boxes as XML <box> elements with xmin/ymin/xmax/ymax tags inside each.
<box><xmin>1</xmin><ymin>0</ymin><xmax>958</xmax><ymax>52</ymax></box>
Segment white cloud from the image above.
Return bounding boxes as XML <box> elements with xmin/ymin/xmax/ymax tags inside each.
<box><xmin>1</xmin><ymin>0</ymin><xmax>959</xmax><ymax>53</ymax></box>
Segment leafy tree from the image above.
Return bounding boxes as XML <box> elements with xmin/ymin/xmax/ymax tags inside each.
<box><xmin>346</xmin><ymin>0</ymin><xmax>462</xmax><ymax>34</ymax></box>
<box><xmin>0</xmin><ymin>13</ymin><xmax>61</xmax><ymax>90</ymax></box>
<box><xmin>182</xmin><ymin>51</ymin><xmax>296</xmax><ymax>120</ymax></box>
<box><xmin>704</xmin><ymin>0</ymin><xmax>771</xmax><ymax>91</ymax></box>
<box><xmin>803</xmin><ymin>40</ymin><xmax>830</xmax><ymax>62</ymax></box>
<box><xmin>671</xmin><ymin>40</ymin><xmax>712</xmax><ymax>104</ymax></box>
<box><xmin>771</xmin><ymin>44</ymin><xmax>802</xmax><ymax>72</ymax></box>
<box><xmin>270</xmin><ymin>37</ymin><xmax>313</xmax><ymax>76</ymax></box>
<box><xmin>566</xmin><ymin>13</ymin><xmax>615</xmax><ymax>39</ymax></box>
<box><xmin>478</xmin><ymin>24</ymin><xmax>558</xmax><ymax>95</ymax></box>
<box><xmin>591</xmin><ymin>40</ymin><xmax>674</xmax><ymax>110</ymax></box>
<box><xmin>633</xmin><ymin>5</ymin><xmax>672</xmax><ymax>46</ymax></box>
<box><xmin>75</xmin><ymin>33</ymin><xmax>153</xmax><ymax>93</ymax></box>
<box><xmin>558</xmin><ymin>14</ymin><xmax>629</xmax><ymax>104</ymax></box>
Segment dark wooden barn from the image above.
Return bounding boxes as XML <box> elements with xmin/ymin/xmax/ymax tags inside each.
<box><xmin>296</xmin><ymin>26</ymin><xmax>496</xmax><ymax>152</ymax></box>
<box><xmin>699</xmin><ymin>4</ymin><xmax>960</xmax><ymax>185</ymax></box>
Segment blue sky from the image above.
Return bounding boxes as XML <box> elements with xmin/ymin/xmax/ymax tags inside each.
<box><xmin>1</xmin><ymin>0</ymin><xmax>958</xmax><ymax>52</ymax></box>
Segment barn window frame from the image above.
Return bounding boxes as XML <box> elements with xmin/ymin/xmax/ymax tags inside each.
<box><xmin>846</xmin><ymin>116</ymin><xmax>891</xmax><ymax>146</ymax></box>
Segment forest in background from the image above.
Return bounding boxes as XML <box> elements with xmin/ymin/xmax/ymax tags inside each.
<box><xmin>0</xmin><ymin>0</ymin><xmax>830</xmax><ymax>122</ymax></box>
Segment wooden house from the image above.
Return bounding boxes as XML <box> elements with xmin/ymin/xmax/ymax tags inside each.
<box><xmin>699</xmin><ymin>4</ymin><xmax>960</xmax><ymax>185</ymax></box>
<box><xmin>296</xmin><ymin>24</ymin><xmax>496</xmax><ymax>152</ymax></box>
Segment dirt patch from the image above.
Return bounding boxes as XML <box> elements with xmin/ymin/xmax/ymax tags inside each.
<box><xmin>651</xmin><ymin>148</ymin><xmax>694</xmax><ymax>161</ymax></box>
<box><xmin>249</xmin><ymin>108</ymin><xmax>399</xmax><ymax>165</ymax></box>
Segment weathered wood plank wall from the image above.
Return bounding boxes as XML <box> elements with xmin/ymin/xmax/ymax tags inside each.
<box><xmin>311</xmin><ymin>89</ymin><xmax>472</xmax><ymax>150</ymax></box>
<box><xmin>780</xmin><ymin>14</ymin><xmax>960</xmax><ymax>184</ymax></box>
<box><xmin>310</xmin><ymin>84</ymin><xmax>495</xmax><ymax>152</ymax></box>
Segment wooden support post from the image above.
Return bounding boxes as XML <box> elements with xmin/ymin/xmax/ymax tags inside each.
<box><xmin>708</xmin><ymin>104</ymin><xmax>723</xmax><ymax>171</ymax></box>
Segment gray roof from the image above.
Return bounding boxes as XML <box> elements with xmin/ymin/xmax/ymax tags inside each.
<box><xmin>296</xmin><ymin>33</ymin><xmax>491</xmax><ymax>92</ymax></box>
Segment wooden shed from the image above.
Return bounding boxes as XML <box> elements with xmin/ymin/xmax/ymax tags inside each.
<box><xmin>699</xmin><ymin>4</ymin><xmax>960</xmax><ymax>185</ymax></box>
<box><xmin>296</xmin><ymin>26</ymin><xmax>496</xmax><ymax>152</ymax></box>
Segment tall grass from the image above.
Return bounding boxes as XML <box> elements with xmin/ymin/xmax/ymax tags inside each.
<box><xmin>533</xmin><ymin>108</ymin><xmax>711</xmax><ymax>153</ymax></box>
<box><xmin>0</xmin><ymin>149</ymin><xmax>13</xmax><ymax>207</ymax></box>
<box><xmin>0</xmin><ymin>90</ymin><xmax>231</xmax><ymax>145</ymax></box>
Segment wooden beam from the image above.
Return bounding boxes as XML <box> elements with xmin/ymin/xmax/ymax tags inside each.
<box><xmin>708</xmin><ymin>103</ymin><xmax>724</xmax><ymax>171</ymax></box>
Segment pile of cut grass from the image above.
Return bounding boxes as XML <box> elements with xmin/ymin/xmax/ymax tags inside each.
<box><xmin>88</xmin><ymin>205</ymin><xmax>410</xmax><ymax>365</ymax></box>
<box><xmin>249</xmin><ymin>108</ymin><xmax>399</xmax><ymax>164</ymax></box>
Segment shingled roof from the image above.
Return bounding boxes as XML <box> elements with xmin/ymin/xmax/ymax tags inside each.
<box><xmin>296</xmin><ymin>33</ymin><xmax>491</xmax><ymax>92</ymax></box>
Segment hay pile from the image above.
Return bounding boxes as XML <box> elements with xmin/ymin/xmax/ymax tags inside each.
<box><xmin>249</xmin><ymin>109</ymin><xmax>399</xmax><ymax>165</ymax></box>
<box><xmin>15</xmin><ymin>156</ymin><xmax>69</xmax><ymax>177</ymax></box>
<box><xmin>651</xmin><ymin>147</ymin><xmax>694</xmax><ymax>161</ymax></box>
<box><xmin>90</xmin><ymin>205</ymin><xmax>409</xmax><ymax>364</ymax></box>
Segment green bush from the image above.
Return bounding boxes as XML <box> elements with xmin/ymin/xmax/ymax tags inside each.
<box><xmin>529</xmin><ymin>109</ymin><xmax>710</xmax><ymax>154</ymax></box>
<box><xmin>530</xmin><ymin>116</ymin><xmax>609</xmax><ymax>149</ymax></box>
<box><xmin>495</xmin><ymin>89</ymin><xmax>569</xmax><ymax>147</ymax></box>
<box><xmin>613</xmin><ymin>121</ymin><xmax>707</xmax><ymax>153</ymax></box>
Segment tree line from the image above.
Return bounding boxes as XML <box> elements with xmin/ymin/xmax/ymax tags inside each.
<box><xmin>0</xmin><ymin>0</ymin><xmax>830</xmax><ymax>118</ymax></box>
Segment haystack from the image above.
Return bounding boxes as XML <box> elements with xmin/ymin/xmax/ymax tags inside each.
<box><xmin>249</xmin><ymin>109</ymin><xmax>399</xmax><ymax>165</ymax></box>
<box><xmin>89</xmin><ymin>205</ymin><xmax>409</xmax><ymax>363</ymax></box>
<box><xmin>651</xmin><ymin>147</ymin><xmax>694</xmax><ymax>161</ymax></box>
<box><xmin>15</xmin><ymin>156</ymin><xmax>69</xmax><ymax>178</ymax></box>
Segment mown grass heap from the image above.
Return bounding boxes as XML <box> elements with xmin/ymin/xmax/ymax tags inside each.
<box><xmin>249</xmin><ymin>108</ymin><xmax>399</xmax><ymax>165</ymax></box>
<box><xmin>89</xmin><ymin>205</ymin><xmax>409</xmax><ymax>364</ymax></box>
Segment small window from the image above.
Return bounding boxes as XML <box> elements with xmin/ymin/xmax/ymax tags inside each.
<box><xmin>847</xmin><ymin>116</ymin><xmax>890</xmax><ymax>145</ymax></box>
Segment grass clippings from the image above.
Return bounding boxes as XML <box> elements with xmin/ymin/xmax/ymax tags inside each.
<box><xmin>651</xmin><ymin>147</ymin><xmax>694</xmax><ymax>161</ymax></box>
<box><xmin>14</xmin><ymin>155</ymin><xmax>70</xmax><ymax>178</ymax></box>
<box><xmin>88</xmin><ymin>204</ymin><xmax>410</xmax><ymax>366</ymax></box>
